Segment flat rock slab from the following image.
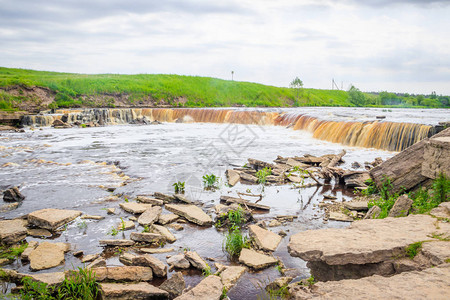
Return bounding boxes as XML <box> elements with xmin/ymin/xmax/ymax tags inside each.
<box><xmin>158</xmin><ymin>213</ymin><xmax>179</xmax><ymax>225</ymax></box>
<box><xmin>165</xmin><ymin>204</ymin><xmax>213</xmax><ymax>226</ymax></box>
<box><xmin>226</xmin><ymin>169</ymin><xmax>240</xmax><ymax>186</ymax></box>
<box><xmin>175</xmin><ymin>275</ymin><xmax>223</xmax><ymax>300</ymax></box>
<box><xmin>215</xmin><ymin>263</ymin><xmax>246</xmax><ymax>289</ymax></box>
<box><xmin>289</xmin><ymin>263</ymin><xmax>450</xmax><ymax>300</ymax></box>
<box><xmin>140</xmin><ymin>248</ymin><xmax>175</xmax><ymax>254</ymax></box>
<box><xmin>29</xmin><ymin>242</ymin><xmax>69</xmax><ymax>271</ymax></box>
<box><xmin>120</xmin><ymin>202</ymin><xmax>153</xmax><ymax>214</ymax></box>
<box><xmin>0</xmin><ymin>219</ymin><xmax>27</xmax><ymax>244</ymax></box>
<box><xmin>288</xmin><ymin>214</ymin><xmax>448</xmax><ymax>265</ymax></box>
<box><xmin>28</xmin><ymin>208</ymin><xmax>82</xmax><ymax>231</ymax></box>
<box><xmin>138</xmin><ymin>206</ymin><xmax>162</xmax><ymax>226</ymax></box>
<box><xmin>133</xmin><ymin>254</ymin><xmax>168</xmax><ymax>277</ymax></box>
<box><xmin>152</xmin><ymin>224</ymin><xmax>177</xmax><ymax>243</ymax></box>
<box><xmin>99</xmin><ymin>239</ymin><xmax>135</xmax><ymax>247</ymax></box>
<box><xmin>185</xmin><ymin>251</ymin><xmax>207</xmax><ymax>270</ymax></box>
<box><xmin>220</xmin><ymin>196</ymin><xmax>271</xmax><ymax>211</ymax></box>
<box><xmin>136</xmin><ymin>196</ymin><xmax>164</xmax><ymax>206</ymax></box>
<box><xmin>26</xmin><ymin>272</ymin><xmax>65</xmax><ymax>287</ymax></box>
<box><xmin>343</xmin><ymin>201</ymin><xmax>369</xmax><ymax>211</ymax></box>
<box><xmin>101</xmin><ymin>282</ymin><xmax>168</xmax><ymax>300</ymax></box>
<box><xmin>130</xmin><ymin>232</ymin><xmax>164</xmax><ymax>243</ymax></box>
<box><xmin>27</xmin><ymin>228</ymin><xmax>52</xmax><ymax>237</ymax></box>
<box><xmin>238</xmin><ymin>248</ymin><xmax>278</xmax><ymax>270</ymax></box>
<box><xmin>328</xmin><ymin>212</ymin><xmax>353</xmax><ymax>222</ymax></box>
<box><xmin>249</xmin><ymin>225</ymin><xmax>282</xmax><ymax>252</ymax></box>
<box><xmin>93</xmin><ymin>266</ymin><xmax>153</xmax><ymax>282</ymax></box>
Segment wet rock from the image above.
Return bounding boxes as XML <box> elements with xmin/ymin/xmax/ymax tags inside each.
<box><xmin>99</xmin><ymin>239</ymin><xmax>135</xmax><ymax>247</ymax></box>
<box><xmin>3</xmin><ymin>187</ymin><xmax>25</xmax><ymax>202</ymax></box>
<box><xmin>173</xmin><ymin>194</ymin><xmax>192</xmax><ymax>204</ymax></box>
<box><xmin>226</xmin><ymin>169</ymin><xmax>240</xmax><ymax>186</ymax></box>
<box><xmin>351</xmin><ymin>161</ymin><xmax>362</xmax><ymax>169</ymax></box>
<box><xmin>52</xmin><ymin>119</ymin><xmax>71</xmax><ymax>128</ymax></box>
<box><xmin>159</xmin><ymin>271</ymin><xmax>185</xmax><ymax>299</ymax></box>
<box><xmin>29</xmin><ymin>242</ymin><xmax>70</xmax><ymax>271</ymax></box>
<box><xmin>239</xmin><ymin>172</ymin><xmax>258</xmax><ymax>183</ymax></box>
<box><xmin>430</xmin><ymin>202</ymin><xmax>450</xmax><ymax>218</ymax></box>
<box><xmin>81</xmin><ymin>253</ymin><xmax>100</xmax><ymax>263</ymax></box>
<box><xmin>388</xmin><ymin>194</ymin><xmax>413</xmax><ymax>217</ymax></box>
<box><xmin>140</xmin><ymin>248</ymin><xmax>175</xmax><ymax>254</ymax></box>
<box><xmin>238</xmin><ymin>248</ymin><xmax>278</xmax><ymax>270</ymax></box>
<box><xmin>119</xmin><ymin>220</ymin><xmax>135</xmax><ymax>230</ymax></box>
<box><xmin>20</xmin><ymin>241</ymin><xmax>39</xmax><ymax>261</ymax></box>
<box><xmin>343</xmin><ymin>171</ymin><xmax>370</xmax><ymax>188</ymax></box>
<box><xmin>0</xmin><ymin>219</ymin><xmax>27</xmax><ymax>244</ymax></box>
<box><xmin>323</xmin><ymin>194</ymin><xmax>337</xmax><ymax>200</ymax></box>
<box><xmin>215</xmin><ymin>263</ymin><xmax>246</xmax><ymax>289</ymax></box>
<box><xmin>158</xmin><ymin>213</ymin><xmax>180</xmax><ymax>225</ymax></box>
<box><xmin>167</xmin><ymin>254</ymin><xmax>190</xmax><ymax>269</ymax></box>
<box><xmin>0</xmin><ymin>202</ymin><xmax>20</xmax><ymax>212</ymax></box>
<box><xmin>266</xmin><ymin>276</ymin><xmax>292</xmax><ymax>291</ymax></box>
<box><xmin>154</xmin><ymin>192</ymin><xmax>176</xmax><ymax>203</ymax></box>
<box><xmin>248</xmin><ymin>225</ymin><xmax>282</xmax><ymax>252</ymax></box>
<box><xmin>28</xmin><ymin>208</ymin><xmax>82</xmax><ymax>231</ymax></box>
<box><xmin>120</xmin><ymin>202</ymin><xmax>153</xmax><ymax>214</ymax></box>
<box><xmin>119</xmin><ymin>252</ymin><xmax>136</xmax><ymax>266</ymax></box>
<box><xmin>81</xmin><ymin>215</ymin><xmax>105</xmax><ymax>220</ymax></box>
<box><xmin>151</xmin><ymin>224</ymin><xmax>177</xmax><ymax>243</ymax></box>
<box><xmin>134</xmin><ymin>254</ymin><xmax>168</xmax><ymax>277</ymax></box>
<box><xmin>87</xmin><ymin>257</ymin><xmax>106</xmax><ymax>269</ymax></box>
<box><xmin>184</xmin><ymin>251</ymin><xmax>207</xmax><ymax>270</ymax></box>
<box><xmin>343</xmin><ymin>201</ymin><xmax>369</xmax><ymax>211</ymax></box>
<box><xmin>130</xmin><ymin>232</ymin><xmax>165</xmax><ymax>244</ymax></box>
<box><xmin>168</xmin><ymin>223</ymin><xmax>184</xmax><ymax>231</ymax></box>
<box><xmin>364</xmin><ymin>205</ymin><xmax>381</xmax><ymax>219</ymax></box>
<box><xmin>328</xmin><ymin>212</ymin><xmax>353</xmax><ymax>222</ymax></box>
<box><xmin>220</xmin><ymin>196</ymin><xmax>270</xmax><ymax>211</ymax></box>
<box><xmin>175</xmin><ymin>275</ymin><xmax>223</xmax><ymax>300</ymax></box>
<box><xmin>107</xmin><ymin>208</ymin><xmax>116</xmax><ymax>214</ymax></box>
<box><xmin>268</xmin><ymin>219</ymin><xmax>282</xmax><ymax>227</ymax></box>
<box><xmin>92</xmin><ymin>266</ymin><xmax>153</xmax><ymax>282</ymax></box>
<box><xmin>138</xmin><ymin>206</ymin><xmax>162</xmax><ymax>226</ymax></box>
<box><xmin>100</xmin><ymin>282</ymin><xmax>169</xmax><ymax>300</ymax></box>
<box><xmin>136</xmin><ymin>196</ymin><xmax>164</xmax><ymax>206</ymax></box>
<box><xmin>165</xmin><ymin>204</ymin><xmax>213</xmax><ymax>226</ymax></box>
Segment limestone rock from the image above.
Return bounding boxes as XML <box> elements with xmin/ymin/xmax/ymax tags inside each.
<box><xmin>158</xmin><ymin>213</ymin><xmax>180</xmax><ymax>225</ymax></box>
<box><xmin>0</xmin><ymin>219</ymin><xmax>27</xmax><ymax>244</ymax></box>
<box><xmin>138</xmin><ymin>206</ymin><xmax>162</xmax><ymax>226</ymax></box>
<box><xmin>363</xmin><ymin>205</ymin><xmax>381</xmax><ymax>219</ymax></box>
<box><xmin>430</xmin><ymin>202</ymin><xmax>450</xmax><ymax>218</ymax></box>
<box><xmin>266</xmin><ymin>276</ymin><xmax>293</xmax><ymax>291</ymax></box>
<box><xmin>81</xmin><ymin>253</ymin><xmax>100</xmax><ymax>263</ymax></box>
<box><xmin>28</xmin><ymin>208</ymin><xmax>82</xmax><ymax>231</ymax></box>
<box><xmin>239</xmin><ymin>172</ymin><xmax>258</xmax><ymax>183</ymax></box>
<box><xmin>343</xmin><ymin>171</ymin><xmax>370</xmax><ymax>188</ymax></box>
<box><xmin>173</xmin><ymin>194</ymin><xmax>192</xmax><ymax>204</ymax></box>
<box><xmin>134</xmin><ymin>254</ymin><xmax>168</xmax><ymax>277</ymax></box>
<box><xmin>87</xmin><ymin>257</ymin><xmax>106</xmax><ymax>269</ymax></box>
<box><xmin>100</xmin><ymin>282</ymin><xmax>168</xmax><ymax>299</ymax></box>
<box><xmin>167</xmin><ymin>254</ymin><xmax>190</xmax><ymax>269</ymax></box>
<box><xmin>154</xmin><ymin>192</ymin><xmax>176</xmax><ymax>203</ymax></box>
<box><xmin>168</xmin><ymin>223</ymin><xmax>184</xmax><ymax>231</ymax></box>
<box><xmin>422</xmin><ymin>135</ymin><xmax>450</xmax><ymax>179</ymax></box>
<box><xmin>3</xmin><ymin>187</ymin><xmax>25</xmax><ymax>202</ymax></box>
<box><xmin>29</xmin><ymin>242</ymin><xmax>69</xmax><ymax>271</ymax></box>
<box><xmin>248</xmin><ymin>225</ymin><xmax>282</xmax><ymax>252</ymax></box>
<box><xmin>421</xmin><ymin>241</ymin><xmax>450</xmax><ymax>265</ymax></box>
<box><xmin>175</xmin><ymin>275</ymin><xmax>223</xmax><ymax>300</ymax></box>
<box><xmin>21</xmin><ymin>241</ymin><xmax>39</xmax><ymax>261</ymax></box>
<box><xmin>388</xmin><ymin>194</ymin><xmax>413</xmax><ymax>217</ymax></box>
<box><xmin>99</xmin><ymin>239</ymin><xmax>135</xmax><ymax>247</ymax></box>
<box><xmin>136</xmin><ymin>196</ymin><xmax>164</xmax><ymax>206</ymax></box>
<box><xmin>27</xmin><ymin>228</ymin><xmax>52</xmax><ymax>237</ymax></box>
<box><xmin>238</xmin><ymin>248</ymin><xmax>277</xmax><ymax>270</ymax></box>
<box><xmin>119</xmin><ymin>220</ymin><xmax>135</xmax><ymax>230</ymax></box>
<box><xmin>119</xmin><ymin>252</ymin><xmax>136</xmax><ymax>266</ymax></box>
<box><xmin>268</xmin><ymin>219</ymin><xmax>282</xmax><ymax>227</ymax></box>
<box><xmin>165</xmin><ymin>204</ymin><xmax>213</xmax><ymax>226</ymax></box>
<box><xmin>226</xmin><ymin>169</ymin><xmax>240</xmax><ymax>186</ymax></box>
<box><xmin>159</xmin><ymin>271</ymin><xmax>185</xmax><ymax>299</ymax></box>
<box><xmin>328</xmin><ymin>211</ymin><xmax>353</xmax><ymax>222</ymax></box>
<box><xmin>130</xmin><ymin>232</ymin><xmax>164</xmax><ymax>244</ymax></box>
<box><xmin>140</xmin><ymin>248</ymin><xmax>175</xmax><ymax>254</ymax></box>
<box><xmin>215</xmin><ymin>263</ymin><xmax>246</xmax><ymax>289</ymax></box>
<box><xmin>184</xmin><ymin>251</ymin><xmax>207</xmax><ymax>270</ymax></box>
<box><xmin>93</xmin><ymin>266</ymin><xmax>153</xmax><ymax>282</ymax></box>
<box><xmin>81</xmin><ymin>215</ymin><xmax>104</xmax><ymax>220</ymax></box>
<box><xmin>107</xmin><ymin>208</ymin><xmax>116</xmax><ymax>215</ymax></box>
<box><xmin>25</xmin><ymin>272</ymin><xmax>65</xmax><ymax>287</ymax></box>
<box><xmin>343</xmin><ymin>201</ymin><xmax>369</xmax><ymax>211</ymax></box>
<box><xmin>120</xmin><ymin>202</ymin><xmax>152</xmax><ymax>214</ymax></box>
<box><xmin>151</xmin><ymin>224</ymin><xmax>177</xmax><ymax>243</ymax></box>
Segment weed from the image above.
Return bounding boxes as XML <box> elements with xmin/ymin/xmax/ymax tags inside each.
<box><xmin>202</xmin><ymin>264</ymin><xmax>212</xmax><ymax>277</ymax></box>
<box><xmin>359</xmin><ymin>178</ymin><xmax>378</xmax><ymax>196</ymax></box>
<box><xmin>227</xmin><ymin>206</ymin><xmax>245</xmax><ymax>227</ymax></box>
<box><xmin>223</xmin><ymin>227</ymin><xmax>250</xmax><ymax>257</ymax></box>
<box><xmin>380</xmin><ymin>175</ymin><xmax>393</xmax><ymax>201</ymax></box>
<box><xmin>114</xmin><ymin>248</ymin><xmax>124</xmax><ymax>256</ymax></box>
<box><xmin>220</xmin><ymin>287</ymin><xmax>228</xmax><ymax>300</ymax></box>
<box><xmin>77</xmin><ymin>220</ymin><xmax>88</xmax><ymax>230</ymax></box>
<box><xmin>256</xmin><ymin>167</ymin><xmax>272</xmax><ymax>185</ymax></box>
<box><xmin>446</xmin><ymin>258</ymin><xmax>450</xmax><ymax>263</ymax></box>
<box><xmin>124</xmin><ymin>197</ymin><xmax>129</xmax><ymax>203</ymax></box>
<box><xmin>203</xmin><ymin>174</ymin><xmax>219</xmax><ymax>189</ymax></box>
<box><xmin>142</xmin><ymin>225</ymin><xmax>150</xmax><ymax>233</ymax></box>
<box><xmin>19</xmin><ymin>277</ymin><xmax>54</xmax><ymax>299</ymax></box>
<box><xmin>276</xmin><ymin>264</ymin><xmax>283</xmax><ymax>275</ymax></box>
<box><xmin>429</xmin><ymin>233</ymin><xmax>450</xmax><ymax>241</ymax></box>
<box><xmin>432</xmin><ymin>172</ymin><xmax>449</xmax><ymax>204</ymax></box>
<box><xmin>173</xmin><ymin>181</ymin><xmax>185</xmax><ymax>194</ymax></box>
<box><xmin>119</xmin><ymin>218</ymin><xmax>126</xmax><ymax>231</ymax></box>
<box><xmin>80</xmin><ymin>123</ymin><xmax>87</xmax><ymax>128</ymax></box>
<box><xmin>306</xmin><ymin>275</ymin><xmax>315</xmax><ymax>286</ymax></box>
<box><xmin>410</xmin><ymin>173</ymin><xmax>449</xmax><ymax>214</ymax></box>
<box><xmin>405</xmin><ymin>241</ymin><xmax>423</xmax><ymax>259</ymax></box>
<box><xmin>108</xmin><ymin>226</ymin><xmax>119</xmax><ymax>236</ymax></box>
<box><xmin>0</xmin><ymin>243</ymin><xmax>28</xmax><ymax>261</ymax></box>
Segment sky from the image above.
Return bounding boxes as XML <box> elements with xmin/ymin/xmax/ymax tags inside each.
<box><xmin>1</xmin><ymin>0</ymin><xmax>450</xmax><ymax>95</ymax></box>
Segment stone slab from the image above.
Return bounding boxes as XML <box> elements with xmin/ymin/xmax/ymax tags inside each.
<box><xmin>238</xmin><ymin>248</ymin><xmax>277</xmax><ymax>270</ymax></box>
<box><xmin>93</xmin><ymin>266</ymin><xmax>153</xmax><ymax>282</ymax></box>
<box><xmin>119</xmin><ymin>202</ymin><xmax>153</xmax><ymax>214</ymax></box>
<box><xmin>248</xmin><ymin>225</ymin><xmax>282</xmax><ymax>252</ymax></box>
<box><xmin>0</xmin><ymin>219</ymin><xmax>27</xmax><ymax>244</ymax></box>
<box><xmin>165</xmin><ymin>204</ymin><xmax>213</xmax><ymax>226</ymax></box>
<box><xmin>175</xmin><ymin>275</ymin><xmax>223</xmax><ymax>300</ymax></box>
<box><xmin>100</xmin><ymin>282</ymin><xmax>169</xmax><ymax>300</ymax></box>
<box><xmin>28</xmin><ymin>208</ymin><xmax>82</xmax><ymax>231</ymax></box>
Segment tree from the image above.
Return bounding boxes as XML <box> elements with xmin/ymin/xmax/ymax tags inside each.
<box><xmin>347</xmin><ymin>85</ymin><xmax>366</xmax><ymax>106</ymax></box>
<box><xmin>290</xmin><ymin>77</ymin><xmax>304</xmax><ymax>103</ymax></box>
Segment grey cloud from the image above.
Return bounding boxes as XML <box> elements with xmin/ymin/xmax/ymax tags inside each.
<box><xmin>329</xmin><ymin>0</ymin><xmax>450</xmax><ymax>7</ymax></box>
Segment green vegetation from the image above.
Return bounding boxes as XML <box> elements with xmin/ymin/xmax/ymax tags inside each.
<box><xmin>222</xmin><ymin>206</ymin><xmax>250</xmax><ymax>257</ymax></box>
<box><xmin>405</xmin><ymin>241</ymin><xmax>423</xmax><ymax>259</ymax></box>
<box><xmin>256</xmin><ymin>167</ymin><xmax>272</xmax><ymax>185</ymax></box>
<box><xmin>173</xmin><ymin>181</ymin><xmax>185</xmax><ymax>194</ymax></box>
<box><xmin>0</xmin><ymin>243</ymin><xmax>28</xmax><ymax>261</ymax></box>
<box><xmin>108</xmin><ymin>226</ymin><xmax>119</xmax><ymax>236</ymax></box>
<box><xmin>202</xmin><ymin>174</ymin><xmax>219</xmax><ymax>189</ymax></box>
<box><xmin>202</xmin><ymin>263</ymin><xmax>212</xmax><ymax>277</ymax></box>
<box><xmin>220</xmin><ymin>287</ymin><xmax>228</xmax><ymax>300</ymax></box>
<box><xmin>19</xmin><ymin>267</ymin><xmax>99</xmax><ymax>299</ymax></box>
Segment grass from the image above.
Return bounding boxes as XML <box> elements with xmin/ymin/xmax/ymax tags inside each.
<box><xmin>0</xmin><ymin>243</ymin><xmax>28</xmax><ymax>261</ymax></box>
<box><xmin>256</xmin><ymin>167</ymin><xmax>272</xmax><ymax>185</ymax></box>
<box><xmin>202</xmin><ymin>174</ymin><xmax>219</xmax><ymax>189</ymax></box>
<box><xmin>222</xmin><ymin>205</ymin><xmax>250</xmax><ymax>257</ymax></box>
<box><xmin>405</xmin><ymin>241</ymin><xmax>423</xmax><ymax>259</ymax></box>
<box><xmin>172</xmin><ymin>181</ymin><xmax>185</xmax><ymax>194</ymax></box>
<box><xmin>202</xmin><ymin>264</ymin><xmax>212</xmax><ymax>277</ymax></box>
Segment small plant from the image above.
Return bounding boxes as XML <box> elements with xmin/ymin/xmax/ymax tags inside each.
<box><xmin>57</xmin><ymin>268</ymin><xmax>99</xmax><ymax>299</ymax></box>
<box><xmin>108</xmin><ymin>226</ymin><xmax>119</xmax><ymax>236</ymax></box>
<box><xmin>173</xmin><ymin>181</ymin><xmax>185</xmax><ymax>193</ymax></box>
<box><xmin>306</xmin><ymin>275</ymin><xmax>315</xmax><ymax>286</ymax></box>
<box><xmin>431</xmin><ymin>172</ymin><xmax>449</xmax><ymax>204</ymax></box>
<box><xmin>77</xmin><ymin>220</ymin><xmax>87</xmax><ymax>230</ymax></box>
<box><xmin>0</xmin><ymin>243</ymin><xmax>28</xmax><ymax>261</ymax></box>
<box><xmin>380</xmin><ymin>175</ymin><xmax>393</xmax><ymax>201</ymax></box>
<box><xmin>405</xmin><ymin>241</ymin><xmax>423</xmax><ymax>259</ymax></box>
<box><xmin>223</xmin><ymin>227</ymin><xmax>249</xmax><ymax>257</ymax></box>
<box><xmin>142</xmin><ymin>225</ymin><xmax>150</xmax><ymax>233</ymax></box>
<box><xmin>359</xmin><ymin>178</ymin><xmax>378</xmax><ymax>196</ymax></box>
<box><xmin>80</xmin><ymin>123</ymin><xmax>87</xmax><ymax>128</ymax></box>
<box><xmin>220</xmin><ymin>287</ymin><xmax>228</xmax><ymax>300</ymax></box>
<box><xmin>19</xmin><ymin>277</ymin><xmax>53</xmax><ymax>299</ymax></box>
<box><xmin>202</xmin><ymin>174</ymin><xmax>219</xmax><ymax>189</ymax></box>
<box><xmin>276</xmin><ymin>263</ymin><xmax>283</xmax><ymax>275</ymax></box>
<box><xmin>119</xmin><ymin>218</ymin><xmax>126</xmax><ymax>231</ymax></box>
<box><xmin>124</xmin><ymin>197</ymin><xmax>129</xmax><ymax>203</ymax></box>
<box><xmin>202</xmin><ymin>264</ymin><xmax>212</xmax><ymax>277</ymax></box>
<box><xmin>114</xmin><ymin>248</ymin><xmax>124</xmax><ymax>256</ymax></box>
<box><xmin>256</xmin><ymin>167</ymin><xmax>272</xmax><ymax>185</ymax></box>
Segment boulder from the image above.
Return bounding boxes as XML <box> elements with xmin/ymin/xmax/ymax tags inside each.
<box><xmin>3</xmin><ymin>187</ymin><xmax>25</xmax><ymax>202</ymax></box>
<box><xmin>130</xmin><ymin>232</ymin><xmax>164</xmax><ymax>244</ymax></box>
<box><xmin>28</xmin><ymin>208</ymin><xmax>82</xmax><ymax>231</ymax></box>
<box><xmin>158</xmin><ymin>214</ymin><xmax>180</xmax><ymax>225</ymax></box>
<box><xmin>0</xmin><ymin>219</ymin><xmax>27</xmax><ymax>244</ymax></box>
<box><xmin>151</xmin><ymin>224</ymin><xmax>177</xmax><ymax>243</ymax></box>
<box><xmin>238</xmin><ymin>248</ymin><xmax>278</xmax><ymax>270</ymax></box>
<box><xmin>159</xmin><ymin>271</ymin><xmax>185</xmax><ymax>299</ymax></box>
<box><xmin>29</xmin><ymin>242</ymin><xmax>69</xmax><ymax>271</ymax></box>
<box><xmin>138</xmin><ymin>206</ymin><xmax>162</xmax><ymax>226</ymax></box>
<box><xmin>388</xmin><ymin>194</ymin><xmax>413</xmax><ymax>217</ymax></box>
<box><xmin>165</xmin><ymin>204</ymin><xmax>213</xmax><ymax>226</ymax></box>
<box><xmin>175</xmin><ymin>275</ymin><xmax>223</xmax><ymax>300</ymax></box>
<box><xmin>215</xmin><ymin>263</ymin><xmax>246</xmax><ymax>289</ymax></box>
<box><xmin>226</xmin><ymin>169</ymin><xmax>240</xmax><ymax>186</ymax></box>
<box><xmin>134</xmin><ymin>254</ymin><xmax>168</xmax><ymax>277</ymax></box>
<box><xmin>136</xmin><ymin>196</ymin><xmax>164</xmax><ymax>206</ymax></box>
<box><xmin>167</xmin><ymin>254</ymin><xmax>190</xmax><ymax>269</ymax></box>
<box><xmin>364</xmin><ymin>205</ymin><xmax>381</xmax><ymax>219</ymax></box>
<box><xmin>100</xmin><ymin>282</ymin><xmax>169</xmax><ymax>300</ymax></box>
<box><xmin>430</xmin><ymin>202</ymin><xmax>450</xmax><ymax>218</ymax></box>
<box><xmin>93</xmin><ymin>266</ymin><xmax>153</xmax><ymax>282</ymax></box>
<box><xmin>99</xmin><ymin>239</ymin><xmax>135</xmax><ymax>247</ymax></box>
<box><xmin>120</xmin><ymin>202</ymin><xmax>153</xmax><ymax>214</ymax></box>
<box><xmin>248</xmin><ymin>225</ymin><xmax>282</xmax><ymax>252</ymax></box>
<box><xmin>184</xmin><ymin>251</ymin><xmax>208</xmax><ymax>270</ymax></box>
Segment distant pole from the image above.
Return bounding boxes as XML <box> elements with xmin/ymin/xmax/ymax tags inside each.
<box><xmin>231</xmin><ymin>71</ymin><xmax>234</xmax><ymax>81</ymax></box>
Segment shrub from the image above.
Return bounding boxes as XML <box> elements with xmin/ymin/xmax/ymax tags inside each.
<box><xmin>256</xmin><ymin>167</ymin><xmax>272</xmax><ymax>184</ymax></box>
<box><xmin>202</xmin><ymin>174</ymin><xmax>219</xmax><ymax>189</ymax></box>
<box><xmin>173</xmin><ymin>181</ymin><xmax>185</xmax><ymax>193</ymax></box>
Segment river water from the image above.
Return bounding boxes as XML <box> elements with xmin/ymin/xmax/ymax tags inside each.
<box><xmin>0</xmin><ymin>107</ymin><xmax>447</xmax><ymax>299</ymax></box>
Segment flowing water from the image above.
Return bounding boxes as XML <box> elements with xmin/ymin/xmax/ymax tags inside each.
<box><xmin>1</xmin><ymin>107</ymin><xmax>448</xmax><ymax>299</ymax></box>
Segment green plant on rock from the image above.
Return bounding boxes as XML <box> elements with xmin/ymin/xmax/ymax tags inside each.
<box><xmin>220</xmin><ymin>287</ymin><xmax>228</xmax><ymax>300</ymax></box>
<box><xmin>222</xmin><ymin>205</ymin><xmax>250</xmax><ymax>257</ymax></box>
<box><xmin>0</xmin><ymin>243</ymin><xmax>28</xmax><ymax>261</ymax></box>
<box><xmin>410</xmin><ymin>172</ymin><xmax>449</xmax><ymax>214</ymax></box>
<box><xmin>256</xmin><ymin>167</ymin><xmax>272</xmax><ymax>185</ymax></box>
<box><xmin>173</xmin><ymin>181</ymin><xmax>185</xmax><ymax>194</ymax></box>
<box><xmin>202</xmin><ymin>174</ymin><xmax>219</xmax><ymax>189</ymax></box>
<box><xmin>405</xmin><ymin>241</ymin><xmax>423</xmax><ymax>259</ymax></box>
<box><xmin>431</xmin><ymin>172</ymin><xmax>449</xmax><ymax>204</ymax></box>
<box><xmin>202</xmin><ymin>264</ymin><xmax>212</xmax><ymax>277</ymax></box>
<box><xmin>367</xmin><ymin>175</ymin><xmax>398</xmax><ymax>219</ymax></box>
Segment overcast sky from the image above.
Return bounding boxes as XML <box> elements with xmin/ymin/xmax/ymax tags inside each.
<box><xmin>1</xmin><ymin>0</ymin><xmax>450</xmax><ymax>94</ymax></box>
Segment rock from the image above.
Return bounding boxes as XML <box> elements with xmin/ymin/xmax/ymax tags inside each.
<box><xmin>238</xmin><ymin>248</ymin><xmax>278</xmax><ymax>270</ymax></box>
<box><xmin>239</xmin><ymin>172</ymin><xmax>258</xmax><ymax>183</ymax></box>
<box><xmin>3</xmin><ymin>187</ymin><xmax>25</xmax><ymax>202</ymax></box>
<box><xmin>173</xmin><ymin>194</ymin><xmax>192</xmax><ymax>204</ymax></box>
<box><xmin>27</xmin><ymin>228</ymin><xmax>52</xmax><ymax>237</ymax></box>
<box><xmin>165</xmin><ymin>204</ymin><xmax>213</xmax><ymax>226</ymax></box>
<box><xmin>175</xmin><ymin>275</ymin><xmax>223</xmax><ymax>300</ymax></box>
<box><xmin>138</xmin><ymin>206</ymin><xmax>162</xmax><ymax>226</ymax></box>
<box><xmin>226</xmin><ymin>169</ymin><xmax>240</xmax><ymax>186</ymax></box>
<box><xmin>248</xmin><ymin>225</ymin><xmax>282</xmax><ymax>252</ymax></box>
<box><xmin>81</xmin><ymin>253</ymin><xmax>100</xmax><ymax>263</ymax></box>
<box><xmin>343</xmin><ymin>201</ymin><xmax>369</xmax><ymax>211</ymax></box>
<box><xmin>286</xmin><ymin>158</ymin><xmax>309</xmax><ymax>168</ymax></box>
<box><xmin>266</xmin><ymin>276</ymin><xmax>292</xmax><ymax>291</ymax></box>
<box><xmin>159</xmin><ymin>272</ymin><xmax>185</xmax><ymax>299</ymax></box>
<box><xmin>328</xmin><ymin>212</ymin><xmax>353</xmax><ymax>222</ymax></box>
<box><xmin>167</xmin><ymin>254</ymin><xmax>190</xmax><ymax>269</ymax></box>
<box><xmin>248</xmin><ymin>158</ymin><xmax>276</xmax><ymax>170</ymax></box>
<box><xmin>388</xmin><ymin>194</ymin><xmax>413</xmax><ymax>217</ymax></box>
<box><xmin>100</xmin><ymin>282</ymin><xmax>169</xmax><ymax>300</ymax></box>
<box><xmin>430</xmin><ymin>202</ymin><xmax>450</xmax><ymax>218</ymax></box>
<box><xmin>287</xmin><ymin>175</ymin><xmax>304</xmax><ymax>183</ymax></box>
<box><xmin>93</xmin><ymin>266</ymin><xmax>153</xmax><ymax>282</ymax></box>
<box><xmin>28</xmin><ymin>208</ymin><xmax>82</xmax><ymax>231</ymax></box>
<box><xmin>81</xmin><ymin>215</ymin><xmax>105</xmax><ymax>220</ymax></box>
<box><xmin>268</xmin><ymin>219</ymin><xmax>282</xmax><ymax>227</ymax></box>
<box><xmin>215</xmin><ymin>263</ymin><xmax>246</xmax><ymax>289</ymax></box>
<box><xmin>364</xmin><ymin>205</ymin><xmax>381</xmax><ymax>219</ymax></box>
<box><xmin>119</xmin><ymin>220</ymin><xmax>135</xmax><ymax>230</ymax></box>
<box><xmin>120</xmin><ymin>202</ymin><xmax>153</xmax><ymax>214</ymax></box>
<box><xmin>288</xmin><ymin>263</ymin><xmax>450</xmax><ymax>300</ymax></box>
<box><xmin>158</xmin><ymin>214</ymin><xmax>180</xmax><ymax>225</ymax></box>
<box><xmin>151</xmin><ymin>224</ymin><xmax>177</xmax><ymax>243</ymax></box>
<box><xmin>119</xmin><ymin>252</ymin><xmax>136</xmax><ymax>266</ymax></box>
<box><xmin>52</xmin><ymin>119</ymin><xmax>71</xmax><ymax>128</ymax></box>
<box><xmin>422</xmin><ymin>135</ymin><xmax>450</xmax><ymax>179</ymax></box>
<box><xmin>0</xmin><ymin>219</ymin><xmax>27</xmax><ymax>244</ymax></box>
<box><xmin>130</xmin><ymin>232</ymin><xmax>164</xmax><ymax>244</ymax></box>
<box><xmin>0</xmin><ymin>202</ymin><xmax>19</xmax><ymax>212</ymax></box>
<box><xmin>343</xmin><ymin>171</ymin><xmax>370</xmax><ymax>187</ymax></box>
<box><xmin>421</xmin><ymin>241</ymin><xmax>450</xmax><ymax>265</ymax></box>
<box><xmin>0</xmin><ymin>258</ymin><xmax>11</xmax><ymax>266</ymax></box>
<box><xmin>29</xmin><ymin>242</ymin><xmax>69</xmax><ymax>271</ymax></box>
<box><xmin>184</xmin><ymin>251</ymin><xmax>208</xmax><ymax>270</ymax></box>
<box><xmin>21</xmin><ymin>241</ymin><xmax>39</xmax><ymax>261</ymax></box>
<box><xmin>107</xmin><ymin>208</ymin><xmax>116</xmax><ymax>214</ymax></box>
<box><xmin>99</xmin><ymin>239</ymin><xmax>135</xmax><ymax>247</ymax></box>
<box><xmin>220</xmin><ymin>196</ymin><xmax>271</xmax><ymax>211</ymax></box>
<box><xmin>136</xmin><ymin>196</ymin><xmax>164</xmax><ymax>206</ymax></box>
<box><xmin>154</xmin><ymin>192</ymin><xmax>176</xmax><ymax>203</ymax></box>
<box><xmin>23</xmin><ymin>272</ymin><xmax>65</xmax><ymax>287</ymax></box>
<box><xmin>87</xmin><ymin>257</ymin><xmax>106</xmax><ymax>269</ymax></box>
<box><xmin>134</xmin><ymin>254</ymin><xmax>168</xmax><ymax>277</ymax></box>
<box><xmin>140</xmin><ymin>248</ymin><xmax>175</xmax><ymax>254</ymax></box>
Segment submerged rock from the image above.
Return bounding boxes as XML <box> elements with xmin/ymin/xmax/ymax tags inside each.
<box><xmin>175</xmin><ymin>275</ymin><xmax>223</xmax><ymax>300</ymax></box>
<box><xmin>3</xmin><ymin>187</ymin><xmax>25</xmax><ymax>202</ymax></box>
<box><xmin>159</xmin><ymin>271</ymin><xmax>185</xmax><ymax>299</ymax></box>
<box><xmin>100</xmin><ymin>282</ymin><xmax>169</xmax><ymax>300</ymax></box>
<box><xmin>0</xmin><ymin>219</ymin><xmax>27</xmax><ymax>244</ymax></box>
<box><xmin>165</xmin><ymin>204</ymin><xmax>213</xmax><ymax>226</ymax></box>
